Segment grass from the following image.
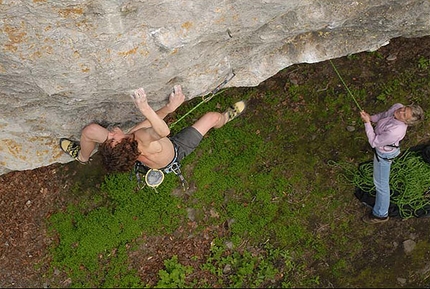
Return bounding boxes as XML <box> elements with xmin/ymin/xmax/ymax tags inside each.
<box><xmin>44</xmin><ymin>48</ymin><xmax>430</xmax><ymax>287</ymax></box>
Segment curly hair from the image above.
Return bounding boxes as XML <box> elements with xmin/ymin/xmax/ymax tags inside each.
<box><xmin>98</xmin><ymin>135</ymin><xmax>141</xmax><ymax>173</ymax></box>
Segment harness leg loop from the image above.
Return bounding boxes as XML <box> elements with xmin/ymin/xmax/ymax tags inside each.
<box><xmin>167</xmin><ymin>163</ymin><xmax>189</xmax><ymax>191</ymax></box>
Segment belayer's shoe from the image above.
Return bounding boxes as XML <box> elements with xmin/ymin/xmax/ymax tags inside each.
<box><xmin>59</xmin><ymin>138</ymin><xmax>88</xmax><ymax>164</ymax></box>
<box><xmin>224</xmin><ymin>100</ymin><xmax>246</xmax><ymax>123</ymax></box>
<box><xmin>361</xmin><ymin>212</ymin><xmax>389</xmax><ymax>224</ymax></box>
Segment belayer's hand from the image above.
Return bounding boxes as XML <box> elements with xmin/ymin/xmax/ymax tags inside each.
<box><xmin>360</xmin><ymin>110</ymin><xmax>371</xmax><ymax>123</ymax></box>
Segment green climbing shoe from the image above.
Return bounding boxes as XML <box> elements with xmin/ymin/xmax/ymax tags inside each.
<box><xmin>225</xmin><ymin>100</ymin><xmax>246</xmax><ymax>123</ymax></box>
<box><xmin>59</xmin><ymin>138</ymin><xmax>87</xmax><ymax>164</ymax></box>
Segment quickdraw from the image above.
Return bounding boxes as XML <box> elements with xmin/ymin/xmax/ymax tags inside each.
<box><xmin>169</xmin><ymin>70</ymin><xmax>235</xmax><ymax>129</ymax></box>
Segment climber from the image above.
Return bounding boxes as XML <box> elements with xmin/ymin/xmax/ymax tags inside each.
<box><xmin>59</xmin><ymin>85</ymin><xmax>246</xmax><ymax>175</ymax></box>
<box><xmin>359</xmin><ymin>103</ymin><xmax>424</xmax><ymax>224</ymax></box>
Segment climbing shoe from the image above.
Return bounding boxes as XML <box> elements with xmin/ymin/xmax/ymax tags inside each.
<box><xmin>59</xmin><ymin>138</ymin><xmax>87</xmax><ymax>164</ymax></box>
<box><xmin>361</xmin><ymin>212</ymin><xmax>389</xmax><ymax>224</ymax></box>
<box><xmin>224</xmin><ymin>100</ymin><xmax>246</xmax><ymax>123</ymax></box>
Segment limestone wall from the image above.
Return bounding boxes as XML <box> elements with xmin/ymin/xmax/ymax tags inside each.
<box><xmin>1</xmin><ymin>0</ymin><xmax>429</xmax><ymax>174</ymax></box>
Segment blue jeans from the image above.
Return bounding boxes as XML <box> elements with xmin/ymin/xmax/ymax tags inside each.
<box><xmin>372</xmin><ymin>148</ymin><xmax>400</xmax><ymax>218</ymax></box>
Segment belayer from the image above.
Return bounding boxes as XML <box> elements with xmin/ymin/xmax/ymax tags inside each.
<box><xmin>59</xmin><ymin>85</ymin><xmax>245</xmax><ymax>186</ymax></box>
<box><xmin>359</xmin><ymin>103</ymin><xmax>424</xmax><ymax>224</ymax></box>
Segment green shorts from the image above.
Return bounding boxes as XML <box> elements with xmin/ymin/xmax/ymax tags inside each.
<box><xmin>170</xmin><ymin>127</ymin><xmax>203</xmax><ymax>162</ymax></box>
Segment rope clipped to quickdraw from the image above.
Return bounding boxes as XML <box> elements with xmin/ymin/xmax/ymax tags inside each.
<box><xmin>329</xmin><ymin>59</ymin><xmax>363</xmax><ymax>111</ymax></box>
<box><xmin>169</xmin><ymin>70</ymin><xmax>236</xmax><ymax>128</ymax></box>
<box><xmin>329</xmin><ymin>150</ymin><xmax>430</xmax><ymax>219</ymax></box>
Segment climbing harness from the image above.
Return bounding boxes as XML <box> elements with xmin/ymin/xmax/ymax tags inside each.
<box><xmin>160</xmin><ymin>143</ymin><xmax>188</xmax><ymax>191</ymax></box>
<box><xmin>131</xmin><ymin>71</ymin><xmax>236</xmax><ymax>192</ymax></box>
<box><xmin>373</xmin><ymin>144</ymin><xmax>400</xmax><ymax>162</ymax></box>
<box><xmin>329</xmin><ymin>59</ymin><xmax>363</xmax><ymax>111</ymax></box>
<box><xmin>131</xmin><ymin>144</ymin><xmax>187</xmax><ymax>192</ymax></box>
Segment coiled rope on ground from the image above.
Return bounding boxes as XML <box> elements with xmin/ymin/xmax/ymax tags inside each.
<box><xmin>329</xmin><ymin>149</ymin><xmax>430</xmax><ymax>219</ymax></box>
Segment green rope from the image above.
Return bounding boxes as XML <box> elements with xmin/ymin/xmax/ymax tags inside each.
<box><xmin>331</xmin><ymin>150</ymin><xmax>430</xmax><ymax>219</ymax></box>
<box><xmin>329</xmin><ymin>59</ymin><xmax>363</xmax><ymax>111</ymax></box>
<box><xmin>169</xmin><ymin>72</ymin><xmax>235</xmax><ymax>129</ymax></box>
<box><xmin>169</xmin><ymin>88</ymin><xmax>227</xmax><ymax>129</ymax></box>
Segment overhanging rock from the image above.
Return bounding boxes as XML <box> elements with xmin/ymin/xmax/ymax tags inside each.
<box><xmin>1</xmin><ymin>0</ymin><xmax>429</xmax><ymax>174</ymax></box>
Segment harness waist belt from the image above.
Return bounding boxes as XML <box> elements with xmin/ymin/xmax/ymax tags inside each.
<box><xmin>161</xmin><ymin>144</ymin><xmax>181</xmax><ymax>174</ymax></box>
<box><xmin>374</xmin><ymin>147</ymin><xmax>399</xmax><ymax>162</ymax></box>
<box><xmin>133</xmin><ymin>143</ymin><xmax>188</xmax><ymax>191</ymax></box>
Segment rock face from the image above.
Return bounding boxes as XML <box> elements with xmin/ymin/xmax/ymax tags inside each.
<box><xmin>1</xmin><ymin>0</ymin><xmax>429</xmax><ymax>175</ymax></box>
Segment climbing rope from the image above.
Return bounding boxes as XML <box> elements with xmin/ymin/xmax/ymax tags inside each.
<box><xmin>169</xmin><ymin>71</ymin><xmax>236</xmax><ymax>128</ymax></box>
<box><xmin>389</xmin><ymin>151</ymin><xmax>430</xmax><ymax>218</ymax></box>
<box><xmin>330</xmin><ymin>150</ymin><xmax>430</xmax><ymax>219</ymax></box>
<box><xmin>329</xmin><ymin>59</ymin><xmax>363</xmax><ymax>111</ymax></box>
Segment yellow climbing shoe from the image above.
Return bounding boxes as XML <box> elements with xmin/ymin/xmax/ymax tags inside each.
<box><xmin>225</xmin><ymin>100</ymin><xmax>246</xmax><ymax>123</ymax></box>
<box><xmin>59</xmin><ymin>138</ymin><xmax>87</xmax><ymax>164</ymax></box>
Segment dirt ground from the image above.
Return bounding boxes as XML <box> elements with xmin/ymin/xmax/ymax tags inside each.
<box><xmin>1</xmin><ymin>36</ymin><xmax>430</xmax><ymax>288</ymax></box>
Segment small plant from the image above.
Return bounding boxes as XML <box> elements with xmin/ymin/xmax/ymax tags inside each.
<box><xmin>369</xmin><ymin>51</ymin><xmax>384</xmax><ymax>59</ymax></box>
<box><xmin>375</xmin><ymin>79</ymin><xmax>401</xmax><ymax>104</ymax></box>
<box><xmin>347</xmin><ymin>54</ymin><xmax>358</xmax><ymax>60</ymax></box>
<box><xmin>201</xmin><ymin>240</ymin><xmax>297</xmax><ymax>288</ymax></box>
<box><xmin>418</xmin><ymin>56</ymin><xmax>430</xmax><ymax>70</ymax></box>
<box><xmin>155</xmin><ymin>255</ymin><xmax>194</xmax><ymax>288</ymax></box>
